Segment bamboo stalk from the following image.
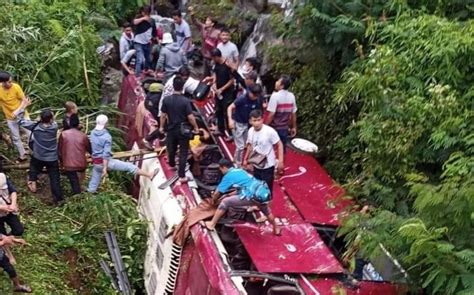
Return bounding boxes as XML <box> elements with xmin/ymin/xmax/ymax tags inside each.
<box><xmin>2</xmin><ymin>149</ymin><xmax>160</xmax><ymax>170</ymax></box>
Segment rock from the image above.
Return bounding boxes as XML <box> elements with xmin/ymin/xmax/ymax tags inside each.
<box><xmin>101</xmin><ymin>67</ymin><xmax>123</xmax><ymax>104</ymax></box>
<box><xmin>239</xmin><ymin>14</ymin><xmax>281</xmax><ymax>77</ymax></box>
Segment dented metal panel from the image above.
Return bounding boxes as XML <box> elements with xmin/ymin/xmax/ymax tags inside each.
<box><xmin>236</xmin><ymin>223</ymin><xmax>344</xmax><ymax>274</ymax></box>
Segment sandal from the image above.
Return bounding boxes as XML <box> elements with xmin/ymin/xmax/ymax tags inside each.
<box><xmin>27</xmin><ymin>181</ymin><xmax>37</xmax><ymax>193</ymax></box>
<box><xmin>14</xmin><ymin>284</ymin><xmax>32</xmax><ymax>293</ymax></box>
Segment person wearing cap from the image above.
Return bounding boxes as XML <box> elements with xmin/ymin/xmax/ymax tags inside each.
<box><xmin>59</xmin><ymin>114</ymin><xmax>91</xmax><ymax>195</ymax></box>
<box><xmin>156</xmin><ymin>32</ymin><xmax>188</xmax><ymax>82</ymax></box>
<box><xmin>17</xmin><ymin>106</ymin><xmax>64</xmax><ymax>204</ymax></box>
<box><xmin>0</xmin><ymin>71</ymin><xmax>30</xmax><ymax>163</ymax></box>
<box><xmin>87</xmin><ymin>115</ymin><xmax>158</xmax><ymax>193</ymax></box>
<box><xmin>0</xmin><ymin>173</ymin><xmax>24</xmax><ymax>237</ymax></box>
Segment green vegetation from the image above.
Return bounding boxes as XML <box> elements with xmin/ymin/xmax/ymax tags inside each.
<box><xmin>0</xmin><ymin>175</ymin><xmax>147</xmax><ymax>293</ymax></box>
<box><xmin>265</xmin><ymin>0</ymin><xmax>473</xmax><ymax>293</ymax></box>
<box><xmin>0</xmin><ymin>0</ymin><xmax>147</xmax><ymax>293</ymax></box>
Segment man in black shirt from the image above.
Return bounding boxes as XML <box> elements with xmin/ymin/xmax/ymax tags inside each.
<box><xmin>159</xmin><ymin>76</ymin><xmax>199</xmax><ymax>182</ymax></box>
<box><xmin>210</xmin><ymin>48</ymin><xmax>234</xmax><ymax>139</ymax></box>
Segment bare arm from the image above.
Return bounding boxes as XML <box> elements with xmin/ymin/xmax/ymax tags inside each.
<box><xmin>276</xmin><ymin>140</ymin><xmax>284</xmax><ymax>168</ymax></box>
<box><xmin>265</xmin><ymin>112</ymin><xmax>275</xmax><ymax>125</ymax></box>
<box><xmin>290</xmin><ymin>112</ymin><xmax>297</xmax><ymax>137</ymax></box>
<box><xmin>227</xmin><ymin>103</ymin><xmax>235</xmax><ymax>122</ymax></box>
<box><xmin>218</xmin><ymin>78</ymin><xmax>235</xmax><ymax>93</ymax></box>
<box><xmin>159</xmin><ymin>113</ymin><xmax>167</xmax><ymax>132</ymax></box>
<box><xmin>187</xmin><ymin>113</ymin><xmax>199</xmax><ymax>132</ymax></box>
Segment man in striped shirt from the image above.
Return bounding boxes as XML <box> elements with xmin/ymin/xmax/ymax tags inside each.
<box><xmin>265</xmin><ymin>75</ymin><xmax>297</xmax><ymax>148</ymax></box>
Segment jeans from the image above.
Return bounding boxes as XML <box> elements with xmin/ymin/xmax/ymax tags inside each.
<box><xmin>134</xmin><ymin>43</ymin><xmax>152</xmax><ymax>76</ymax></box>
<box><xmin>254</xmin><ymin>166</ymin><xmax>275</xmax><ymax>195</ymax></box>
<box><xmin>233</xmin><ymin>122</ymin><xmax>248</xmax><ymax>165</ymax></box>
<box><xmin>29</xmin><ymin>157</ymin><xmax>63</xmax><ymax>203</ymax></box>
<box><xmin>6</xmin><ymin>120</ymin><xmax>29</xmax><ymax>158</ymax></box>
<box><xmin>215</xmin><ymin>90</ymin><xmax>234</xmax><ymax>134</ymax></box>
<box><xmin>0</xmin><ymin>214</ymin><xmax>24</xmax><ymax>236</ymax></box>
<box><xmin>65</xmin><ymin>170</ymin><xmax>82</xmax><ymax>195</ymax></box>
<box><xmin>276</xmin><ymin>128</ymin><xmax>289</xmax><ymax>152</ymax></box>
<box><xmin>166</xmin><ymin>128</ymin><xmax>189</xmax><ymax>178</ymax></box>
<box><xmin>87</xmin><ymin>159</ymin><xmax>139</xmax><ymax>193</ymax></box>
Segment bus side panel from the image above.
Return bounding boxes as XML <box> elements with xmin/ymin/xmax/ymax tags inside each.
<box><xmin>174</xmin><ymin>240</ymin><xmax>221</xmax><ymax>295</ymax></box>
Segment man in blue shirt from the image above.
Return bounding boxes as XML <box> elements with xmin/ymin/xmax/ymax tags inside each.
<box><xmin>205</xmin><ymin>159</ymin><xmax>281</xmax><ymax>235</ymax></box>
<box><xmin>227</xmin><ymin>84</ymin><xmax>263</xmax><ymax>166</ymax></box>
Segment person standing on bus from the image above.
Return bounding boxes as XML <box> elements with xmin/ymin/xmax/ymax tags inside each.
<box><xmin>159</xmin><ymin>76</ymin><xmax>199</xmax><ymax>183</ymax></box>
<box><xmin>227</xmin><ymin>84</ymin><xmax>264</xmax><ymax>166</ymax></box>
<box><xmin>243</xmin><ymin>110</ymin><xmax>284</xmax><ymax>192</ymax></box>
<box><xmin>172</xmin><ymin>10</ymin><xmax>192</xmax><ymax>54</ymax></box>
<box><xmin>265</xmin><ymin>75</ymin><xmax>297</xmax><ymax>148</ymax></box>
<box><xmin>133</xmin><ymin>5</ymin><xmax>155</xmax><ymax>76</ymax></box>
<box><xmin>155</xmin><ymin>32</ymin><xmax>188</xmax><ymax>82</ymax></box>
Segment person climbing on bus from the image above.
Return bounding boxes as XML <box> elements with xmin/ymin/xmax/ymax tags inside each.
<box><xmin>155</xmin><ymin>32</ymin><xmax>188</xmax><ymax>82</ymax></box>
<box><xmin>204</xmin><ymin>159</ymin><xmax>281</xmax><ymax>236</ymax></box>
<box><xmin>0</xmin><ymin>234</ymin><xmax>31</xmax><ymax>293</ymax></box>
<box><xmin>265</xmin><ymin>75</ymin><xmax>297</xmax><ymax>148</ymax></box>
<box><xmin>119</xmin><ymin>22</ymin><xmax>134</xmax><ymax>60</ymax></box>
<box><xmin>172</xmin><ymin>10</ymin><xmax>192</xmax><ymax>54</ymax></box>
<box><xmin>120</xmin><ymin>49</ymin><xmax>136</xmax><ymax>76</ymax></box>
<box><xmin>227</xmin><ymin>84</ymin><xmax>264</xmax><ymax>166</ymax></box>
<box><xmin>243</xmin><ymin>110</ymin><xmax>284</xmax><ymax>192</ymax></box>
<box><xmin>0</xmin><ymin>71</ymin><xmax>30</xmax><ymax>164</ymax></box>
<box><xmin>159</xmin><ymin>76</ymin><xmax>199</xmax><ymax>183</ymax></box>
<box><xmin>87</xmin><ymin>114</ymin><xmax>158</xmax><ymax>193</ymax></box>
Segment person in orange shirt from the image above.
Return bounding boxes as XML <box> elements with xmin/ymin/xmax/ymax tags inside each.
<box><xmin>0</xmin><ymin>72</ymin><xmax>29</xmax><ymax>163</ymax></box>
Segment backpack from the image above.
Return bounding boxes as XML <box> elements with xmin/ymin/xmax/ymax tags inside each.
<box><xmin>241</xmin><ymin>177</ymin><xmax>271</xmax><ymax>203</ymax></box>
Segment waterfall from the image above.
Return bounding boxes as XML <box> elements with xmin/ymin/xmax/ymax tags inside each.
<box><xmin>238</xmin><ymin>14</ymin><xmax>271</xmax><ymax>73</ymax></box>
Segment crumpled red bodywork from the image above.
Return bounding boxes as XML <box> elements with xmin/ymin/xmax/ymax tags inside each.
<box><xmin>118</xmin><ymin>75</ymin><xmax>408</xmax><ymax>294</ymax></box>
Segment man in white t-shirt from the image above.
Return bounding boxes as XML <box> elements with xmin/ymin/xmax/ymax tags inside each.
<box><xmin>217</xmin><ymin>28</ymin><xmax>239</xmax><ymax>67</ymax></box>
<box><xmin>243</xmin><ymin>110</ymin><xmax>284</xmax><ymax>192</ymax></box>
<box><xmin>172</xmin><ymin>10</ymin><xmax>192</xmax><ymax>53</ymax></box>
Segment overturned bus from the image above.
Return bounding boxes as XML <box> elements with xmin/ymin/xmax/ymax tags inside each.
<box><xmin>118</xmin><ymin>75</ymin><xmax>411</xmax><ymax>294</ymax></box>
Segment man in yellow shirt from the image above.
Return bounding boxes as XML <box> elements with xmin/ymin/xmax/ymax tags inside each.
<box><xmin>0</xmin><ymin>72</ymin><xmax>29</xmax><ymax>162</ymax></box>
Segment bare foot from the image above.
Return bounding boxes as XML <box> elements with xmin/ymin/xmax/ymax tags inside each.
<box><xmin>178</xmin><ymin>177</ymin><xmax>188</xmax><ymax>184</ymax></box>
<box><xmin>204</xmin><ymin>221</ymin><xmax>215</xmax><ymax>231</ymax></box>
<box><xmin>273</xmin><ymin>226</ymin><xmax>282</xmax><ymax>236</ymax></box>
